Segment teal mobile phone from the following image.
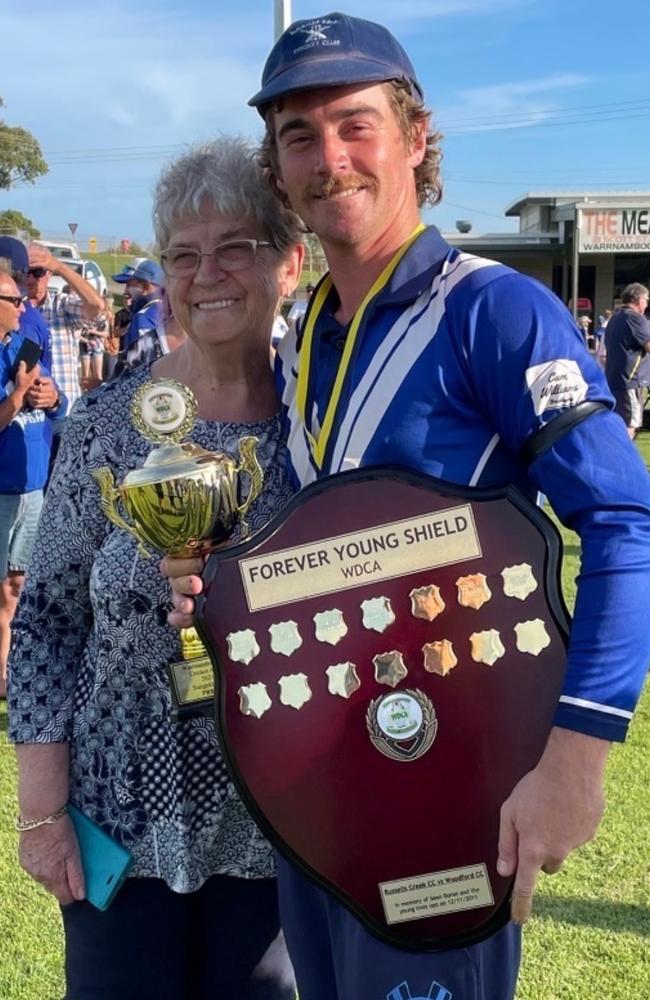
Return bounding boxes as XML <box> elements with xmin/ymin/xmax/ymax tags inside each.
<box><xmin>67</xmin><ymin>804</ymin><xmax>133</xmax><ymax>911</ymax></box>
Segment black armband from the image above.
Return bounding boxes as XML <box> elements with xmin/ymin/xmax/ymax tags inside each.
<box><xmin>518</xmin><ymin>401</ymin><xmax>609</xmax><ymax>467</ymax></box>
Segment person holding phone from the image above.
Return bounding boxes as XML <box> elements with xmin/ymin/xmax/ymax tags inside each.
<box><xmin>0</xmin><ymin>271</ymin><xmax>64</xmax><ymax>699</ymax></box>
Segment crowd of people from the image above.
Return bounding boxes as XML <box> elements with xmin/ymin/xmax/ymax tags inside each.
<box><xmin>2</xmin><ymin>10</ymin><xmax>650</xmax><ymax>1000</ymax></box>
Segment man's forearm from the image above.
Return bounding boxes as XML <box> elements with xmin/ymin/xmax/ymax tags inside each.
<box><xmin>55</xmin><ymin>261</ymin><xmax>103</xmax><ymax>315</ymax></box>
<box><xmin>541</xmin><ymin>726</ymin><xmax>610</xmax><ymax>778</ymax></box>
<box><xmin>15</xmin><ymin>743</ymin><xmax>70</xmax><ymax>817</ymax></box>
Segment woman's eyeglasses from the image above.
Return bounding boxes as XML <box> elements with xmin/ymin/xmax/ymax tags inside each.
<box><xmin>160</xmin><ymin>239</ymin><xmax>275</xmax><ymax>277</ymax></box>
<box><xmin>0</xmin><ymin>294</ymin><xmax>26</xmax><ymax>307</ymax></box>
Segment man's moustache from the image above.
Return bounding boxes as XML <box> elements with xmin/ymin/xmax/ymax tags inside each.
<box><xmin>308</xmin><ymin>176</ymin><xmax>376</xmax><ymax>199</ymax></box>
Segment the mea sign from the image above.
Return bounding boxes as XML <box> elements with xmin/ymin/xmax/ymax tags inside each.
<box><xmin>578</xmin><ymin>206</ymin><xmax>650</xmax><ymax>252</ymax></box>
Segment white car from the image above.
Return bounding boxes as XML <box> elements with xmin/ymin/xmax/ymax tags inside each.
<box><xmin>47</xmin><ymin>259</ymin><xmax>108</xmax><ymax>298</ymax></box>
<box><xmin>33</xmin><ymin>239</ymin><xmax>81</xmax><ymax>261</ymax></box>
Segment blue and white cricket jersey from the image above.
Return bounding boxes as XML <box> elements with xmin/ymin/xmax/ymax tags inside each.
<box><xmin>276</xmin><ymin>226</ymin><xmax>650</xmax><ymax>743</ymax></box>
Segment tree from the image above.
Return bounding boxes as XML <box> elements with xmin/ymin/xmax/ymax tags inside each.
<box><xmin>0</xmin><ymin>209</ymin><xmax>40</xmax><ymax>240</ymax></box>
<box><xmin>0</xmin><ymin>98</ymin><xmax>48</xmax><ymax>189</ymax></box>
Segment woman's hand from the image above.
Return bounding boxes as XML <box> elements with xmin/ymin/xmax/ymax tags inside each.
<box><xmin>160</xmin><ymin>555</ymin><xmax>205</xmax><ymax>629</ymax></box>
<box><xmin>18</xmin><ymin>814</ymin><xmax>85</xmax><ymax>906</ymax></box>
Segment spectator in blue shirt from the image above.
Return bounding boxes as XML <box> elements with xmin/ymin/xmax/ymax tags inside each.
<box><xmin>0</xmin><ymin>271</ymin><xmax>64</xmax><ymax>698</ymax></box>
<box><xmin>111</xmin><ymin>259</ymin><xmax>164</xmax><ymax>374</ymax></box>
<box><xmin>0</xmin><ymin>237</ymin><xmax>52</xmax><ymax>372</ymax></box>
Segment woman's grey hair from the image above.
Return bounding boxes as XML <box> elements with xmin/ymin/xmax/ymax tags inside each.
<box><xmin>153</xmin><ymin>136</ymin><xmax>303</xmax><ymax>254</ymax></box>
<box><xmin>621</xmin><ymin>282</ymin><xmax>649</xmax><ymax>306</ymax></box>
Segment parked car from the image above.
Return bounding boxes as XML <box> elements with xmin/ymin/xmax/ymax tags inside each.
<box><xmin>33</xmin><ymin>239</ymin><xmax>81</xmax><ymax>262</ymax></box>
<box><xmin>47</xmin><ymin>258</ymin><xmax>108</xmax><ymax>297</ymax></box>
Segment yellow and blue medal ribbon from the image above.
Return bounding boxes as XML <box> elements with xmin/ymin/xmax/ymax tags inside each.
<box><xmin>296</xmin><ymin>223</ymin><xmax>425</xmax><ymax>471</ymax></box>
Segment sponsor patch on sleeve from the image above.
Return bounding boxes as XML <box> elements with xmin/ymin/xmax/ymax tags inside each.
<box><xmin>525</xmin><ymin>359</ymin><xmax>588</xmax><ymax>416</ymax></box>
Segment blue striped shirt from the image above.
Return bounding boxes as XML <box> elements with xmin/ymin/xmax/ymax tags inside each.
<box><xmin>276</xmin><ymin>226</ymin><xmax>650</xmax><ymax>742</ymax></box>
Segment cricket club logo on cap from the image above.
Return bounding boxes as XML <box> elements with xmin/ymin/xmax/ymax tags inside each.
<box><xmin>290</xmin><ymin>16</ymin><xmax>340</xmax><ymax>53</ymax></box>
<box><xmin>248</xmin><ymin>11</ymin><xmax>423</xmax><ymax>111</ymax></box>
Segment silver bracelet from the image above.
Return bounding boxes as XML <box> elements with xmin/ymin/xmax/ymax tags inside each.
<box><xmin>16</xmin><ymin>805</ymin><xmax>68</xmax><ymax>832</ymax></box>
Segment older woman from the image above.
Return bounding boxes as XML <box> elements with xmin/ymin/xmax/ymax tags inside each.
<box><xmin>8</xmin><ymin>138</ymin><xmax>303</xmax><ymax>1000</ymax></box>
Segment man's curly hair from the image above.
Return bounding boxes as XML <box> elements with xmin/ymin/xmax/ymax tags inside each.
<box><xmin>257</xmin><ymin>81</ymin><xmax>443</xmax><ymax>211</ymax></box>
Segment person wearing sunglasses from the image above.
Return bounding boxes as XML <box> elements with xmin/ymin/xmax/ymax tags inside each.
<box><xmin>0</xmin><ymin>270</ymin><xmax>65</xmax><ymax>700</ymax></box>
<box><xmin>25</xmin><ymin>242</ymin><xmax>104</xmax><ymax>447</ymax></box>
<box><xmin>0</xmin><ymin>237</ymin><xmax>53</xmax><ymax>374</ymax></box>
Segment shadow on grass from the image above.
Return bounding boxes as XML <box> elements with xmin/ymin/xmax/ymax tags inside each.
<box><xmin>562</xmin><ymin>544</ymin><xmax>581</xmax><ymax>559</ymax></box>
<box><xmin>534</xmin><ymin>895</ymin><xmax>649</xmax><ymax>936</ymax></box>
<box><xmin>0</xmin><ymin>711</ymin><xmax>7</xmax><ymax>737</ymax></box>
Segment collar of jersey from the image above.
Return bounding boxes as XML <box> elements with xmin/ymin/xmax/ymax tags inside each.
<box><xmin>297</xmin><ymin>224</ymin><xmax>445</xmax><ymax>469</ymax></box>
<box><xmin>300</xmin><ymin>225</ymin><xmax>453</xmax><ymax>345</ymax></box>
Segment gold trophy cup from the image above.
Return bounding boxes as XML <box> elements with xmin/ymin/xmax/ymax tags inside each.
<box><xmin>92</xmin><ymin>378</ymin><xmax>264</xmax><ymax>718</ymax></box>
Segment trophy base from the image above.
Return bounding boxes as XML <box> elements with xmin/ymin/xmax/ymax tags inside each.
<box><xmin>167</xmin><ymin>655</ymin><xmax>215</xmax><ymax>722</ymax></box>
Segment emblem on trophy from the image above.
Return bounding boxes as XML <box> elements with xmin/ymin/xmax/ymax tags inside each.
<box><xmin>92</xmin><ymin>377</ymin><xmax>264</xmax><ymax>717</ymax></box>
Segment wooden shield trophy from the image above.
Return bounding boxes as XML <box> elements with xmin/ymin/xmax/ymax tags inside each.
<box><xmin>196</xmin><ymin>467</ymin><xmax>570</xmax><ymax>951</ymax></box>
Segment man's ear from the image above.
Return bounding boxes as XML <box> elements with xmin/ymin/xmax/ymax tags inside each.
<box><xmin>277</xmin><ymin>243</ymin><xmax>305</xmax><ymax>298</ymax></box>
<box><xmin>407</xmin><ymin>119</ymin><xmax>427</xmax><ymax>169</ymax></box>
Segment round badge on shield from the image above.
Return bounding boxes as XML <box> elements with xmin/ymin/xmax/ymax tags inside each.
<box><xmin>366</xmin><ymin>688</ymin><xmax>438</xmax><ymax>762</ymax></box>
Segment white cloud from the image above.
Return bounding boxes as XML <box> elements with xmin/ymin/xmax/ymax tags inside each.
<box><xmin>1</xmin><ymin>4</ymin><xmax>266</xmax><ymax>137</ymax></box>
<box><xmin>438</xmin><ymin>73</ymin><xmax>593</xmax><ymax>134</ymax></box>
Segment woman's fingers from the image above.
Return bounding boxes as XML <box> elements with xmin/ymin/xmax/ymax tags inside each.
<box><xmin>159</xmin><ymin>556</ymin><xmax>205</xmax><ymax>596</ymax></box>
<box><xmin>18</xmin><ymin>817</ymin><xmax>85</xmax><ymax>906</ymax></box>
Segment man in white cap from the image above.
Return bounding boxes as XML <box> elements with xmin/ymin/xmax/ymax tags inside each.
<box><xmin>167</xmin><ymin>12</ymin><xmax>650</xmax><ymax>999</ymax></box>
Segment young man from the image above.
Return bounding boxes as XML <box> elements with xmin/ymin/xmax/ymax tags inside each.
<box><xmin>167</xmin><ymin>13</ymin><xmax>650</xmax><ymax>999</ymax></box>
<box><xmin>0</xmin><ymin>272</ymin><xmax>64</xmax><ymax>698</ymax></box>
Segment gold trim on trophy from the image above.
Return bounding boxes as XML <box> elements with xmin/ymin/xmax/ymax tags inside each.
<box><xmin>91</xmin><ymin>378</ymin><xmax>265</xmax><ymax>718</ymax></box>
<box><xmin>132</xmin><ymin>378</ymin><xmax>197</xmax><ymax>444</ymax></box>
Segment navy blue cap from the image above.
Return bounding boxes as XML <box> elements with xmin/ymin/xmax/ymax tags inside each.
<box><xmin>249</xmin><ymin>11</ymin><xmax>423</xmax><ymax>112</ymax></box>
<box><xmin>0</xmin><ymin>236</ymin><xmax>28</xmax><ymax>273</ymax></box>
<box><xmin>112</xmin><ymin>258</ymin><xmax>163</xmax><ymax>285</ymax></box>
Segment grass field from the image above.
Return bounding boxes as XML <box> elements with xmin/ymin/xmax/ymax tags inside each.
<box><xmin>1</xmin><ymin>442</ymin><xmax>649</xmax><ymax>999</ymax></box>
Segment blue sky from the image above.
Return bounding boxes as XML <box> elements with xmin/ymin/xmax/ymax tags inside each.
<box><xmin>2</xmin><ymin>0</ymin><xmax>648</xmax><ymax>248</ymax></box>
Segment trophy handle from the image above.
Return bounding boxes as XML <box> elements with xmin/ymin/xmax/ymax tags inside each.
<box><xmin>236</xmin><ymin>436</ymin><xmax>264</xmax><ymax>537</ymax></box>
<box><xmin>91</xmin><ymin>467</ymin><xmax>150</xmax><ymax>559</ymax></box>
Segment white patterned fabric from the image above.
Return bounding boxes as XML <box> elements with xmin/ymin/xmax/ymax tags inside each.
<box><xmin>8</xmin><ymin>363</ymin><xmax>295</xmax><ymax>891</ymax></box>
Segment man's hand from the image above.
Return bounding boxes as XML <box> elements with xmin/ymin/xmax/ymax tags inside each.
<box><xmin>497</xmin><ymin>727</ymin><xmax>609</xmax><ymax>923</ymax></box>
<box><xmin>14</xmin><ymin>360</ymin><xmax>41</xmax><ymax>397</ymax></box>
<box><xmin>25</xmin><ymin>374</ymin><xmax>59</xmax><ymax>410</ymax></box>
<box><xmin>18</xmin><ymin>814</ymin><xmax>85</xmax><ymax>906</ymax></box>
<box><xmin>27</xmin><ymin>242</ymin><xmax>59</xmax><ymax>274</ymax></box>
<box><xmin>160</xmin><ymin>555</ymin><xmax>205</xmax><ymax>629</ymax></box>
